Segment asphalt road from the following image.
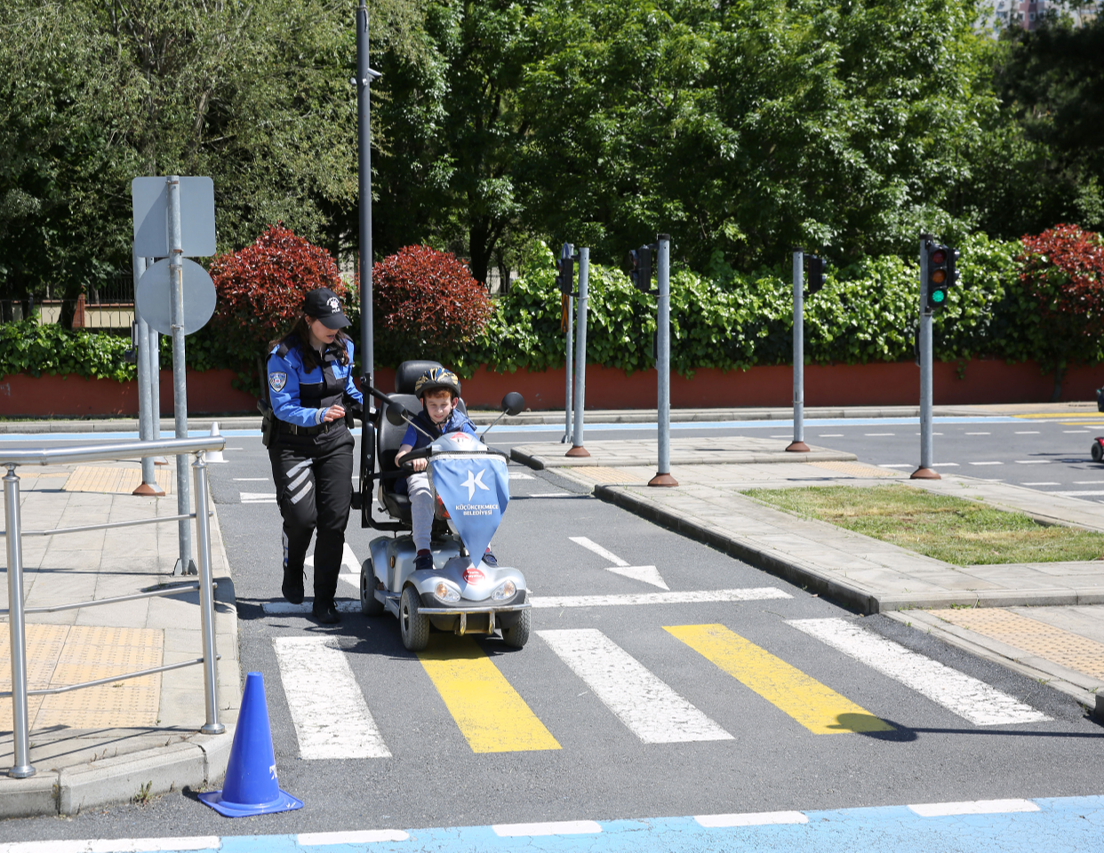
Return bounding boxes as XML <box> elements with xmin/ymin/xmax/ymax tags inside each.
<box><xmin>1</xmin><ymin>423</ymin><xmax>1101</xmax><ymax>845</ymax></box>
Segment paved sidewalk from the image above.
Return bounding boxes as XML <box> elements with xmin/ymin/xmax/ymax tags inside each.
<box><xmin>0</xmin><ymin>457</ymin><xmax>239</xmax><ymax>818</ymax></box>
<box><xmin>512</xmin><ymin>435</ymin><xmax>1104</xmax><ymax>714</ymax></box>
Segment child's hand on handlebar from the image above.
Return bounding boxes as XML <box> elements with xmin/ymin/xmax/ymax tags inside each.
<box><xmin>409</xmin><ymin>457</ymin><xmax>428</xmax><ymax>473</ymax></box>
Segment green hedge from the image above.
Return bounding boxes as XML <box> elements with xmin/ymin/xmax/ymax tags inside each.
<box><xmin>0</xmin><ymin>235</ymin><xmax>1074</xmax><ymax>383</ymax></box>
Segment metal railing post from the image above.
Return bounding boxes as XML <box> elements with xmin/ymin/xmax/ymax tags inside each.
<box><xmin>567</xmin><ymin>248</ymin><xmax>590</xmax><ymax>458</ymax></box>
<box><xmin>191</xmin><ymin>453</ymin><xmax>225</xmax><ymax>735</ymax></box>
<box><xmin>4</xmin><ymin>465</ymin><xmax>35</xmax><ymax>778</ymax></box>
<box><xmin>649</xmin><ymin>235</ymin><xmax>678</xmax><ymax>486</ymax></box>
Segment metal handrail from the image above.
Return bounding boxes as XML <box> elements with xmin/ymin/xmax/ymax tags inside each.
<box><xmin>3</xmin><ymin>435</ymin><xmax>228</xmax><ymax>779</ymax></box>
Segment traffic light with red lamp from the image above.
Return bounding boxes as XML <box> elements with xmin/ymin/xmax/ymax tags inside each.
<box><xmin>925</xmin><ymin>240</ymin><xmax>959</xmax><ymax>311</ymax></box>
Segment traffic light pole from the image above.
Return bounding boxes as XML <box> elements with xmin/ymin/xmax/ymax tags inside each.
<box><xmin>561</xmin><ymin>242</ymin><xmax>574</xmax><ymax>443</ymax></box>
<box><xmin>650</xmin><ymin>235</ymin><xmax>677</xmax><ymax>487</ymax></box>
<box><xmin>788</xmin><ymin>250</ymin><xmax>810</xmax><ymax>452</ymax></box>
<box><xmin>913</xmin><ymin>234</ymin><xmax>940</xmax><ymax>480</ymax></box>
<box><xmin>567</xmin><ymin>247</ymin><xmax>590</xmax><ymax>457</ymax></box>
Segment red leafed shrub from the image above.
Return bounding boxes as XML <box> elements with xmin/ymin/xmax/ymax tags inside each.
<box><xmin>207</xmin><ymin>224</ymin><xmax>350</xmax><ymax>376</ymax></box>
<box><xmin>373</xmin><ymin>245</ymin><xmax>493</xmax><ymax>365</ymax></box>
<box><xmin>1019</xmin><ymin>223</ymin><xmax>1104</xmax><ymax>399</ymax></box>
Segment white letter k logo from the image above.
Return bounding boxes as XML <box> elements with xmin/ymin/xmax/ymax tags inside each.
<box><xmin>462</xmin><ymin>468</ymin><xmax>489</xmax><ymax>501</ymax></box>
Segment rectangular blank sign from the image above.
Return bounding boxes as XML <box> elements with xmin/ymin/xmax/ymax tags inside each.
<box><xmin>131</xmin><ymin>176</ymin><xmax>216</xmax><ymax>258</ymax></box>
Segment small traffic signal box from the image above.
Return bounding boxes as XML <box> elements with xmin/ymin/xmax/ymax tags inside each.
<box><xmin>630</xmin><ymin>245</ymin><xmax>654</xmax><ymax>293</ymax></box>
<box><xmin>807</xmin><ymin>255</ymin><xmax>826</xmax><ymax>295</ymax></box>
<box><xmin>925</xmin><ymin>240</ymin><xmax>959</xmax><ymax>311</ymax></box>
<box><xmin>557</xmin><ymin>255</ymin><xmax>575</xmax><ymax>295</ymax></box>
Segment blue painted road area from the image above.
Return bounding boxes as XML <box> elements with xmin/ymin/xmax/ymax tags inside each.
<box><xmin>0</xmin><ymin>415</ymin><xmax>1025</xmax><ymax>443</ymax></box>
<box><xmin>8</xmin><ymin>796</ymin><xmax>1102</xmax><ymax>853</ymax></box>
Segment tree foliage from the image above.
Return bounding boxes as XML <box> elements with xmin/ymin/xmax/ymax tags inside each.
<box><xmin>373</xmin><ymin>245</ymin><xmax>494</xmax><ymax>364</ymax></box>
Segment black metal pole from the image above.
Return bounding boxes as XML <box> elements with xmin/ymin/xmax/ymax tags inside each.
<box><xmin>357</xmin><ymin>1</ymin><xmax>376</xmax><ymax>398</ymax></box>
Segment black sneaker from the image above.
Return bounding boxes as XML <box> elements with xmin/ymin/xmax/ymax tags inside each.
<box><xmin>282</xmin><ymin>568</ymin><xmax>305</xmax><ymax>605</ymax></box>
<box><xmin>414</xmin><ymin>552</ymin><xmax>435</xmax><ymax>572</ymax></box>
<box><xmin>311</xmin><ymin>602</ymin><xmax>341</xmax><ymax>624</ymax></box>
<box><xmin>482</xmin><ymin>550</ymin><xmax>498</xmax><ymax>568</ymax></box>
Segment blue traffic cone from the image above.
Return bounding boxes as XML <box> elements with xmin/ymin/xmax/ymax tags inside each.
<box><xmin>199</xmin><ymin>672</ymin><xmax>303</xmax><ymax>817</ymax></box>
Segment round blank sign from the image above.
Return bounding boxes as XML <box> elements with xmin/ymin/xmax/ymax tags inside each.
<box><xmin>136</xmin><ymin>258</ymin><xmax>217</xmax><ymax>335</ymax></box>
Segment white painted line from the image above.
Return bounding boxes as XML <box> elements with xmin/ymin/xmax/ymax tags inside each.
<box><xmin>969</xmin><ymin>461</ymin><xmax>1002</xmax><ymax>466</ymax></box>
<box><xmin>818</xmin><ymin>434</ymin><xmax>844</xmax><ymax>437</ymax></box>
<box><xmin>526</xmin><ymin>492</ymin><xmax>583</xmax><ymax>498</ymax></box>
<box><xmin>865</xmin><ymin>433</ymin><xmax>895</xmax><ymax>436</ymax></box>
<box><xmin>696</xmin><ymin>811</ymin><xmax>809</xmax><ymax>828</ymax></box>
<box><xmin>273</xmin><ymin>637</ymin><xmax>391</xmax><ymax>759</ymax></box>
<box><xmin>1022</xmin><ymin>482</ymin><xmax>1060</xmax><ymax>486</ymax></box>
<box><xmin>932</xmin><ymin>462</ymin><xmax>960</xmax><ymax>467</ymax></box>
<box><xmin>1015</xmin><ymin>459</ymin><xmax>1051</xmax><ymax>463</ymax></box>
<box><xmin>298</xmin><ymin>830</ymin><xmax>411</xmax><ymax>845</ymax></box>
<box><xmin>965</xmin><ymin>432</ymin><xmax>991</xmax><ymax>435</ymax></box>
<box><xmin>263</xmin><ymin>600</ymin><xmax>361</xmax><ymax>615</ymax></box>
<box><xmin>306</xmin><ymin>543</ymin><xmax>360</xmax><ymax>578</ymax></box>
<box><xmin>241</xmin><ymin>491</ymin><xmax>276</xmax><ymax>503</ymax></box>
<box><xmin>538</xmin><ymin>628</ymin><xmax>733</xmax><ymax>743</ymax></box>
<box><xmin>879</xmin><ymin>464</ymin><xmax>912</xmax><ymax>469</ymax></box>
<box><xmin>0</xmin><ymin>840</ymin><xmax>221</xmax><ymax>853</ymax></box>
<box><xmin>509</xmin><ymin>472</ymin><xmax>535</xmax><ymax>480</ymax></box>
<box><xmin>908</xmin><ymin>799</ymin><xmax>1040</xmax><ymax>817</ymax></box>
<box><xmin>493</xmin><ymin>821</ymin><xmax>603</xmax><ymax>837</ymax></box>
<box><xmin>571</xmin><ymin>536</ymin><xmax>630</xmax><ymax>566</ymax></box>
<box><xmin>1046</xmin><ymin>490</ymin><xmax>1104</xmax><ymax>496</ymax></box>
<box><xmin>1063</xmin><ymin>429</ymin><xmax>1091</xmax><ymax>433</ymax></box>
<box><xmin>787</xmin><ymin>618</ymin><xmax>1050</xmax><ymax>726</ymax></box>
<box><xmin>569</xmin><ymin>537</ymin><xmax>669</xmax><ymax>589</ymax></box>
<box><xmin>1015</xmin><ymin>430</ymin><xmax>1040</xmax><ymax>434</ymax></box>
<box><xmin>531</xmin><ymin>588</ymin><xmax>791</xmax><ymax>608</ymax></box>
<box><xmin>1073</xmin><ymin>480</ymin><xmax>1104</xmax><ymax>484</ymax></box>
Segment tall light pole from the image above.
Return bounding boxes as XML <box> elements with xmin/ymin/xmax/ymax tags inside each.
<box><xmin>356</xmin><ymin>1</ymin><xmax>380</xmax><ymax>397</ymax></box>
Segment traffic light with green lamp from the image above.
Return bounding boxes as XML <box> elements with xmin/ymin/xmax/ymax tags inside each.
<box><xmin>925</xmin><ymin>242</ymin><xmax>959</xmax><ymax>311</ymax></box>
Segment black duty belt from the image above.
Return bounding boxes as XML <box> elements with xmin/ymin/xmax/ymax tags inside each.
<box><xmin>278</xmin><ymin>420</ymin><xmax>338</xmax><ymax>437</ymax></box>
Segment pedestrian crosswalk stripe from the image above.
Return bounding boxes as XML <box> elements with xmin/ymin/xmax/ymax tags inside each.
<box><xmin>696</xmin><ymin>811</ymin><xmax>809</xmax><ymax>828</ymax></box>
<box><xmin>418</xmin><ymin>638</ymin><xmax>561</xmax><ymax>753</ymax></box>
<box><xmin>665</xmin><ymin>624</ymin><xmax>893</xmax><ymax>735</ymax></box>
<box><xmin>787</xmin><ymin>618</ymin><xmax>1050</xmax><ymax>726</ymax></box>
<box><xmin>530</xmin><ymin>588</ymin><xmax>791</xmax><ymax>609</ymax></box>
<box><xmin>272</xmin><ymin>637</ymin><xmax>391</xmax><ymax>759</ymax></box>
<box><xmin>538</xmin><ymin>628</ymin><xmax>733</xmax><ymax>743</ymax></box>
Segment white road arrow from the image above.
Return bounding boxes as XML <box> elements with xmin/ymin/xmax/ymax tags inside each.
<box><xmin>569</xmin><ymin>536</ymin><xmax>669</xmax><ymax>590</ymax></box>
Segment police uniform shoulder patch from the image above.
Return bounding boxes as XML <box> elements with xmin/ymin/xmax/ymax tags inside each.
<box><xmin>269</xmin><ymin>372</ymin><xmax>287</xmax><ymax>393</ymax></box>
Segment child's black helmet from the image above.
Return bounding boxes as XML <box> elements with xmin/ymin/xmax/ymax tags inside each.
<box><xmin>415</xmin><ymin>367</ymin><xmax>461</xmax><ymax>400</ymax></box>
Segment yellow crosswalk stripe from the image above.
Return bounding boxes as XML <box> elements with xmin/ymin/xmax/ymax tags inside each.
<box><xmin>418</xmin><ymin>638</ymin><xmax>562</xmax><ymax>753</ymax></box>
<box><xmin>665</xmin><ymin>624</ymin><xmax>893</xmax><ymax>735</ymax></box>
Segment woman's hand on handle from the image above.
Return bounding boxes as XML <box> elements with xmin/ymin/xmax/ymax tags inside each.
<box><xmin>321</xmin><ymin>404</ymin><xmax>346</xmax><ymax>423</ymax></box>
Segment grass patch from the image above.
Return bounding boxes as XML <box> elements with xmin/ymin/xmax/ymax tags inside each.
<box><xmin>743</xmin><ymin>484</ymin><xmax>1104</xmax><ymax>566</ymax></box>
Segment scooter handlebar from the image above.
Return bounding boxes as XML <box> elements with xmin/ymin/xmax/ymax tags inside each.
<box><xmin>399</xmin><ymin>445</ymin><xmax>510</xmax><ymax>471</ymax></box>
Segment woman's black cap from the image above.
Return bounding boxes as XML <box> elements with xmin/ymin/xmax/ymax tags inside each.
<box><xmin>303</xmin><ymin>287</ymin><xmax>351</xmax><ymax>329</ymax></box>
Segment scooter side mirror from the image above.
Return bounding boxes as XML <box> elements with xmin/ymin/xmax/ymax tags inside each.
<box><xmin>385</xmin><ymin>402</ymin><xmax>410</xmax><ymax>426</ymax></box>
<box><xmin>501</xmin><ymin>392</ymin><xmax>525</xmax><ymax>417</ymax></box>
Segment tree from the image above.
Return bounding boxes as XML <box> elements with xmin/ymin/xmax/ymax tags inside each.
<box><xmin>1018</xmin><ymin>224</ymin><xmax>1104</xmax><ymax>400</ymax></box>
<box><xmin>373</xmin><ymin>245</ymin><xmax>493</xmax><ymax>365</ymax></box>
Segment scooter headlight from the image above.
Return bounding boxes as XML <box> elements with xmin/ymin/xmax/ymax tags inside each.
<box><xmin>433</xmin><ymin>582</ymin><xmax>461</xmax><ymax>604</ymax></box>
<box><xmin>492</xmin><ymin>579</ymin><xmax>517</xmax><ymax>601</ymax></box>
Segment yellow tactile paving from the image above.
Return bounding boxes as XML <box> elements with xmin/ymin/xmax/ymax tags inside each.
<box><xmin>0</xmin><ymin>624</ymin><xmax>163</xmax><ymax>730</ymax></box>
<box><xmin>570</xmin><ymin>466</ymin><xmax>647</xmax><ymax>484</ymax></box>
<box><xmin>64</xmin><ymin>466</ymin><xmax>173</xmax><ymax>495</ymax></box>
<box><xmin>810</xmin><ymin>460</ymin><xmax>900</xmax><ymax>478</ymax></box>
<box><xmin>930</xmin><ymin>609</ymin><xmax>1104</xmax><ymax>680</ymax></box>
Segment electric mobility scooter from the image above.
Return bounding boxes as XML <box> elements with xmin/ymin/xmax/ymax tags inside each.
<box><xmin>356</xmin><ymin>360</ymin><xmax>530</xmax><ymax>651</ymax></box>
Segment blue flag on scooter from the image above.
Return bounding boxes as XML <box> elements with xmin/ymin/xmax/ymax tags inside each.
<box><xmin>429</xmin><ymin>455</ymin><xmax>510</xmax><ymax>567</ymax></box>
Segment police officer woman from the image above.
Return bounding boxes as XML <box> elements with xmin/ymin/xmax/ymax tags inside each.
<box><xmin>267</xmin><ymin>287</ymin><xmax>363</xmax><ymax>624</ymax></box>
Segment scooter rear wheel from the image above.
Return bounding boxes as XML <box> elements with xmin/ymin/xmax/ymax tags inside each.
<box><xmin>1093</xmin><ymin>441</ymin><xmax>1104</xmax><ymax>463</ymax></box>
<box><xmin>400</xmin><ymin>585</ymin><xmax>431</xmax><ymax>651</ymax></box>
<box><xmin>360</xmin><ymin>559</ymin><xmax>385</xmax><ymax>617</ymax></box>
<box><xmin>501</xmin><ymin>609</ymin><xmax>531</xmax><ymax>649</ymax></box>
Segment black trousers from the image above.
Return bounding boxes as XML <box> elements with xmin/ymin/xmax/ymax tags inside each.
<box><xmin>269</xmin><ymin>427</ymin><xmax>354</xmax><ymax>608</ymax></box>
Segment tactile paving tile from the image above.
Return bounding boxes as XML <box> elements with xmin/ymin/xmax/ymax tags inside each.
<box><xmin>571</xmin><ymin>466</ymin><xmax>647</xmax><ymax>484</ymax></box>
<box><xmin>0</xmin><ymin>624</ymin><xmax>163</xmax><ymax>730</ymax></box>
<box><xmin>64</xmin><ymin>466</ymin><xmax>173</xmax><ymax>494</ymax></box>
<box><xmin>809</xmin><ymin>460</ymin><xmax>900</xmax><ymax>478</ymax></box>
<box><xmin>930</xmin><ymin>608</ymin><xmax>1104</xmax><ymax>680</ymax></box>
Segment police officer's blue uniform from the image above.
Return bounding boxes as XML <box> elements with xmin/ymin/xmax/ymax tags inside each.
<box><xmin>268</xmin><ymin>332</ymin><xmax>363</xmax><ymax>620</ymax></box>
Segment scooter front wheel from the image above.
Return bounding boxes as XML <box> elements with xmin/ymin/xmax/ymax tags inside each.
<box><xmin>501</xmin><ymin>609</ymin><xmax>531</xmax><ymax>649</ymax></box>
<box><xmin>400</xmin><ymin>585</ymin><xmax>431</xmax><ymax>651</ymax></box>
